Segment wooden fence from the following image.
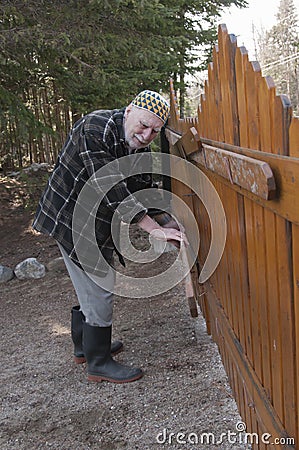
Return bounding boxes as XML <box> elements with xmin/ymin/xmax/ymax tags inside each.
<box><xmin>165</xmin><ymin>24</ymin><xmax>299</xmax><ymax>449</ymax></box>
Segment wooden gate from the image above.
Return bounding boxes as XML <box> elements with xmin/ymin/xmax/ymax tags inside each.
<box><xmin>165</xmin><ymin>24</ymin><xmax>299</xmax><ymax>449</ymax></box>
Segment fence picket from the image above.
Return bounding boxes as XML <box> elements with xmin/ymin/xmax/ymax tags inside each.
<box><xmin>289</xmin><ymin>118</ymin><xmax>299</xmax><ymax>446</ymax></box>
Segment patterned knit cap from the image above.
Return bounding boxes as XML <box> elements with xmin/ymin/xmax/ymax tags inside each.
<box><xmin>131</xmin><ymin>90</ymin><xmax>170</xmax><ymax>123</ymax></box>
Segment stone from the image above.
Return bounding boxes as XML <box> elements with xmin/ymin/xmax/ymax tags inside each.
<box><xmin>7</xmin><ymin>162</ymin><xmax>51</xmax><ymax>178</ymax></box>
<box><xmin>0</xmin><ymin>265</ymin><xmax>14</xmax><ymax>283</ymax></box>
<box><xmin>46</xmin><ymin>257</ymin><xmax>67</xmax><ymax>273</ymax></box>
<box><xmin>14</xmin><ymin>258</ymin><xmax>46</xmax><ymax>280</ymax></box>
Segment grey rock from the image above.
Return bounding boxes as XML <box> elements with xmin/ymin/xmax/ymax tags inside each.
<box><xmin>14</xmin><ymin>258</ymin><xmax>46</xmax><ymax>280</ymax></box>
<box><xmin>46</xmin><ymin>257</ymin><xmax>67</xmax><ymax>273</ymax></box>
<box><xmin>8</xmin><ymin>162</ymin><xmax>51</xmax><ymax>178</ymax></box>
<box><xmin>0</xmin><ymin>265</ymin><xmax>14</xmax><ymax>283</ymax></box>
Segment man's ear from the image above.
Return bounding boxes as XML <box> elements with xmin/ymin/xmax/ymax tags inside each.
<box><xmin>125</xmin><ymin>104</ymin><xmax>132</xmax><ymax>118</ymax></box>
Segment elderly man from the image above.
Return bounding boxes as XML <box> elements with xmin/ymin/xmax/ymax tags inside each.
<box><xmin>33</xmin><ymin>90</ymin><xmax>187</xmax><ymax>384</ymax></box>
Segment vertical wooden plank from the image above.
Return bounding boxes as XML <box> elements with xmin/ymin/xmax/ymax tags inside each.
<box><xmin>274</xmin><ymin>94</ymin><xmax>292</xmax><ymax>156</ymax></box>
<box><xmin>236</xmin><ymin>194</ymin><xmax>252</xmax><ymax>355</ymax></box>
<box><xmin>214</xmin><ymin>182</ymin><xmax>227</xmax><ymax>312</ymax></box>
<box><xmin>249</xmin><ymin>202</ymin><xmax>263</xmax><ymax>381</ymax></box>
<box><xmin>215</xmin><ymin>182</ymin><xmax>231</xmax><ymax>321</ymax></box>
<box><xmin>261</xmin><ymin>77</ymin><xmax>286</xmax><ymax>425</ymax></box>
<box><xmin>256</xmin><ymin>422</ymin><xmax>267</xmax><ymax>450</ymax></box>
<box><xmin>245</xmin><ymin>59</ymin><xmax>261</xmax><ymax>150</ymax></box>
<box><xmin>243</xmin><ymin>53</ymin><xmax>271</xmax><ymax>398</ymax></box>
<box><xmin>242</xmin><ymin>56</ymin><xmax>263</xmax><ymax>400</ymax></box>
<box><xmin>265</xmin><ymin>78</ymin><xmax>286</xmax><ymax>423</ymax></box>
<box><xmin>218</xmin><ymin>24</ymin><xmax>239</xmax><ymax>146</ymax></box>
<box><xmin>208</xmin><ymin>47</ymin><xmax>227</xmax><ymax>318</ymax></box>
<box><xmin>273</xmin><ymin>91</ymin><xmax>297</xmax><ymax>440</ymax></box>
<box><xmin>291</xmin><ymin>221</ymin><xmax>299</xmax><ymax>447</ymax></box>
<box><xmin>289</xmin><ymin>116</ymin><xmax>299</xmax><ymax>157</ymax></box>
<box><xmin>230</xmin><ymin>364</ymin><xmax>238</xmax><ymax>405</ymax></box>
<box><xmin>220</xmin><ymin>196</ymin><xmax>234</xmax><ymax>331</ymax></box>
<box><xmin>204</xmin><ymin>78</ymin><xmax>212</xmax><ymax>139</ymax></box>
<box><xmin>254</xmin><ymin>204</ymin><xmax>272</xmax><ymax>393</ymax></box>
<box><xmin>224</xmin><ymin>188</ymin><xmax>249</xmax><ymax>341</ymax></box>
<box><xmin>235</xmin><ymin>46</ymin><xmax>249</xmax><ymax>146</ymax></box>
<box><xmin>276</xmin><ymin>217</ymin><xmax>297</xmax><ymax>440</ymax></box>
<box><xmin>264</xmin><ymin>210</ymin><xmax>284</xmax><ymax>415</ymax></box>
<box><xmin>259</xmin><ymin>76</ymin><xmax>275</xmax><ymax>151</ymax></box>
<box><xmin>199</xmin><ymin>93</ymin><xmax>207</xmax><ymax>138</ymax></box>
<box><xmin>247</xmin><ymin>398</ymin><xmax>259</xmax><ymax>450</ymax></box>
<box><xmin>289</xmin><ymin>116</ymin><xmax>299</xmax><ymax>446</ymax></box>
<box><xmin>218</xmin><ymin>25</ymin><xmax>239</xmax><ymax>145</ymax></box>
<box><xmin>234</xmin><ymin>373</ymin><xmax>246</xmax><ymax>431</ymax></box>
<box><xmin>235</xmin><ymin>46</ymin><xmax>253</xmax><ymax>363</ymax></box>
<box><xmin>207</xmin><ymin>62</ymin><xmax>218</xmax><ymax>140</ymax></box>
<box><xmin>218</xmin><ymin>25</ymin><xmax>241</xmax><ymax>339</ymax></box>
<box><xmin>242</xmin><ymin>55</ymin><xmax>263</xmax><ymax>384</ymax></box>
<box><xmin>213</xmin><ymin>44</ymin><xmax>225</xmax><ymax>143</ymax></box>
<box><xmin>257</xmin><ymin>75</ymin><xmax>275</xmax><ymax>402</ymax></box>
<box><xmin>232</xmin><ymin>196</ymin><xmax>246</xmax><ymax>345</ymax></box>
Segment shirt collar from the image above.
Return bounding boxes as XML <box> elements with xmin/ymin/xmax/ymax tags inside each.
<box><xmin>113</xmin><ymin>107</ymin><xmax>126</xmax><ymax>142</ymax></box>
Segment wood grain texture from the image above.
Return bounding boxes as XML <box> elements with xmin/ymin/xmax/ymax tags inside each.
<box><xmin>165</xmin><ymin>24</ymin><xmax>298</xmax><ymax>448</ymax></box>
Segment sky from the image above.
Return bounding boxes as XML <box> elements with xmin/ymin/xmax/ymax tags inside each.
<box><xmin>218</xmin><ymin>0</ymin><xmax>299</xmax><ymax>59</ymax></box>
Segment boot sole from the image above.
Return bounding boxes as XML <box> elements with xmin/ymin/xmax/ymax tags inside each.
<box><xmin>74</xmin><ymin>356</ymin><xmax>86</xmax><ymax>364</ymax></box>
<box><xmin>87</xmin><ymin>372</ymin><xmax>143</xmax><ymax>384</ymax></box>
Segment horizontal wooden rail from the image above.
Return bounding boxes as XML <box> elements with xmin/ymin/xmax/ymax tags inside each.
<box><xmin>165</xmin><ymin>127</ymin><xmax>299</xmax><ymax>226</ymax></box>
<box><xmin>195</xmin><ymin>143</ymin><xmax>275</xmax><ymax>200</ymax></box>
<box><xmin>193</xmin><ymin>138</ymin><xmax>299</xmax><ymax>226</ymax></box>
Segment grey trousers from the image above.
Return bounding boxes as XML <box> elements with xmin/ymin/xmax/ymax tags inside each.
<box><xmin>58</xmin><ymin>244</ymin><xmax>115</xmax><ymax>327</ymax></box>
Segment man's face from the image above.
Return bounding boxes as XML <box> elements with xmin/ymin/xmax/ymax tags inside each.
<box><xmin>124</xmin><ymin>105</ymin><xmax>164</xmax><ymax>151</ymax></box>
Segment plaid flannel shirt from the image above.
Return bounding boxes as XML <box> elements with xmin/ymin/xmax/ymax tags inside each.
<box><xmin>33</xmin><ymin>108</ymin><xmax>166</xmax><ymax>276</ymax></box>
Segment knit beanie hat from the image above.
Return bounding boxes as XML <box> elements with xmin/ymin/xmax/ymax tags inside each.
<box><xmin>131</xmin><ymin>90</ymin><xmax>170</xmax><ymax>123</ymax></box>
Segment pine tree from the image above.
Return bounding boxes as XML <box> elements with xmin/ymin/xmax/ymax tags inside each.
<box><xmin>0</xmin><ymin>0</ymin><xmax>247</xmax><ymax>167</ymax></box>
<box><xmin>257</xmin><ymin>0</ymin><xmax>299</xmax><ymax>114</ymax></box>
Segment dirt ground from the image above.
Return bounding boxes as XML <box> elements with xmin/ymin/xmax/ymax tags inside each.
<box><xmin>0</xmin><ymin>176</ymin><xmax>249</xmax><ymax>450</ymax></box>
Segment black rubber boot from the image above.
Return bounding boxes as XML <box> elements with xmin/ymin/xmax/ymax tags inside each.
<box><xmin>71</xmin><ymin>306</ymin><xmax>123</xmax><ymax>364</ymax></box>
<box><xmin>71</xmin><ymin>306</ymin><xmax>86</xmax><ymax>364</ymax></box>
<box><xmin>82</xmin><ymin>322</ymin><xmax>143</xmax><ymax>383</ymax></box>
